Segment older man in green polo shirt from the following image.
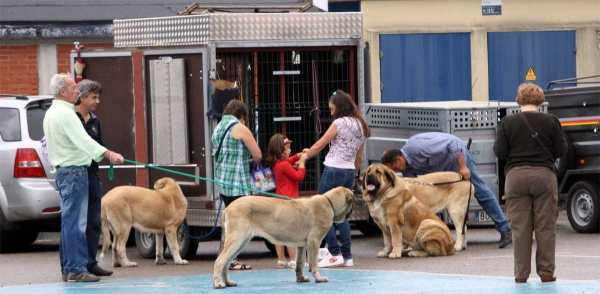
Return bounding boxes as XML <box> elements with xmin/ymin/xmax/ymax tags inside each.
<box><xmin>43</xmin><ymin>73</ymin><xmax>124</xmax><ymax>283</ymax></box>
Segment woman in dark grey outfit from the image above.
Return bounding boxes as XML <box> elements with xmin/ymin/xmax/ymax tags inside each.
<box><xmin>493</xmin><ymin>83</ymin><xmax>567</xmax><ymax>283</ymax></box>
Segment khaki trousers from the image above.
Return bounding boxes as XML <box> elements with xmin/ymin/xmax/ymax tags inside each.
<box><xmin>505</xmin><ymin>166</ymin><xmax>558</xmax><ymax>280</ymax></box>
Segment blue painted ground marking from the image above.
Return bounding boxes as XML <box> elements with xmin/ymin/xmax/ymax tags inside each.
<box><xmin>1</xmin><ymin>270</ymin><xmax>598</xmax><ymax>294</ymax></box>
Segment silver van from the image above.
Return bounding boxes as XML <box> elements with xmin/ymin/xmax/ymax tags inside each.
<box><xmin>0</xmin><ymin>95</ymin><xmax>61</xmax><ymax>253</ymax></box>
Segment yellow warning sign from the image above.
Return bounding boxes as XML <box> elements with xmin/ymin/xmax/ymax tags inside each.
<box><xmin>525</xmin><ymin>67</ymin><xmax>536</xmax><ymax>81</ymax></box>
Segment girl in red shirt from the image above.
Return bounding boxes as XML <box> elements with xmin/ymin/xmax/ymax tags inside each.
<box><xmin>266</xmin><ymin>133</ymin><xmax>308</xmax><ymax>268</ymax></box>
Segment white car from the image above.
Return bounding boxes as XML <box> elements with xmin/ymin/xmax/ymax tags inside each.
<box><xmin>0</xmin><ymin>95</ymin><xmax>61</xmax><ymax>253</ymax></box>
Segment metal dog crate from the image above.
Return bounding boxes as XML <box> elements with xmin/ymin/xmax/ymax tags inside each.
<box><xmin>362</xmin><ymin>101</ymin><xmax>547</xmax><ymax>225</ymax></box>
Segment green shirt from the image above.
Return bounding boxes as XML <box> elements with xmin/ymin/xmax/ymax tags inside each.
<box><xmin>43</xmin><ymin>99</ymin><xmax>107</xmax><ymax>169</ymax></box>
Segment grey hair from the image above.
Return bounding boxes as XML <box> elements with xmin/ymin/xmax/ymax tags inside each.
<box><xmin>76</xmin><ymin>79</ymin><xmax>103</xmax><ymax>105</ymax></box>
<box><xmin>49</xmin><ymin>73</ymin><xmax>71</xmax><ymax>98</ymax></box>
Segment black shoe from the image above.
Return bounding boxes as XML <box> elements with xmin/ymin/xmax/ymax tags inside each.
<box><xmin>62</xmin><ymin>273</ymin><xmax>68</xmax><ymax>282</ymax></box>
<box><xmin>67</xmin><ymin>272</ymin><xmax>100</xmax><ymax>282</ymax></box>
<box><xmin>499</xmin><ymin>230</ymin><xmax>512</xmax><ymax>248</ymax></box>
<box><xmin>88</xmin><ymin>265</ymin><xmax>113</xmax><ymax>276</ymax></box>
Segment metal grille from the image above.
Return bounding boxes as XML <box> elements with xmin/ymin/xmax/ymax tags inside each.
<box><xmin>450</xmin><ymin>110</ymin><xmax>497</xmax><ymax>130</ymax></box>
<box><xmin>216</xmin><ymin>47</ymin><xmax>356</xmax><ymax>194</ymax></box>
<box><xmin>407</xmin><ymin>110</ymin><xmax>442</xmax><ymax>129</ymax></box>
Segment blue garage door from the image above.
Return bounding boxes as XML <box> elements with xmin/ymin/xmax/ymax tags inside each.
<box><xmin>488</xmin><ymin>31</ymin><xmax>576</xmax><ymax>102</ymax></box>
<box><xmin>380</xmin><ymin>33</ymin><xmax>472</xmax><ymax>103</ymax></box>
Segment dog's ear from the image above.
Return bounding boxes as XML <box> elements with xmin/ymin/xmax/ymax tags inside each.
<box><xmin>383</xmin><ymin>165</ymin><xmax>396</xmax><ymax>188</ymax></box>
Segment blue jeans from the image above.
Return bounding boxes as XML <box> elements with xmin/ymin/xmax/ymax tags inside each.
<box><xmin>86</xmin><ymin>178</ymin><xmax>102</xmax><ymax>268</ymax></box>
<box><xmin>57</xmin><ymin>166</ymin><xmax>89</xmax><ymax>275</ymax></box>
<box><xmin>318</xmin><ymin>166</ymin><xmax>355</xmax><ymax>260</ymax></box>
<box><xmin>466</xmin><ymin>152</ymin><xmax>510</xmax><ymax>233</ymax></box>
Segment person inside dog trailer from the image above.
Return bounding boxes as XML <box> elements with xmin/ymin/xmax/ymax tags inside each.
<box><xmin>381</xmin><ymin>132</ymin><xmax>513</xmax><ymax>249</ymax></box>
<box><xmin>212</xmin><ymin>99</ymin><xmax>263</xmax><ymax>270</ymax></box>
<box><xmin>303</xmin><ymin>90</ymin><xmax>370</xmax><ymax>268</ymax></box>
<box><xmin>266</xmin><ymin>133</ymin><xmax>309</xmax><ymax>269</ymax></box>
<box><xmin>494</xmin><ymin>83</ymin><xmax>566</xmax><ymax>283</ymax></box>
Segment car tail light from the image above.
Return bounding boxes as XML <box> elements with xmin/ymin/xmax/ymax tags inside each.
<box><xmin>14</xmin><ymin>148</ymin><xmax>46</xmax><ymax>178</ymax></box>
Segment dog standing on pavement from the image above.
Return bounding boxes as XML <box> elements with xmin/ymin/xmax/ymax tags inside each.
<box><xmin>363</xmin><ymin>164</ymin><xmax>456</xmax><ymax>258</ymax></box>
<box><xmin>99</xmin><ymin>177</ymin><xmax>188</xmax><ymax>267</ymax></box>
<box><xmin>213</xmin><ymin>187</ymin><xmax>355</xmax><ymax>289</ymax></box>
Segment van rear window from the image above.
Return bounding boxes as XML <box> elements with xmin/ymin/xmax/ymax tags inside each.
<box><xmin>0</xmin><ymin>108</ymin><xmax>22</xmax><ymax>141</ymax></box>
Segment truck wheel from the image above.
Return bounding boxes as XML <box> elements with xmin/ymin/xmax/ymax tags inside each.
<box><xmin>135</xmin><ymin>220</ymin><xmax>199</xmax><ymax>260</ymax></box>
<box><xmin>555</xmin><ymin>135</ymin><xmax>574</xmax><ymax>180</ymax></box>
<box><xmin>16</xmin><ymin>230</ymin><xmax>39</xmax><ymax>247</ymax></box>
<box><xmin>264</xmin><ymin>240</ymin><xmax>276</xmax><ymax>254</ymax></box>
<box><xmin>567</xmin><ymin>181</ymin><xmax>599</xmax><ymax>233</ymax></box>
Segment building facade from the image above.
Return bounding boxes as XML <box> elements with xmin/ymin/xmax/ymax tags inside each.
<box><xmin>362</xmin><ymin>0</ymin><xmax>600</xmax><ymax>103</ymax></box>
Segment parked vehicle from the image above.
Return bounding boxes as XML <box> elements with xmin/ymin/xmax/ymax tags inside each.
<box><xmin>545</xmin><ymin>76</ymin><xmax>600</xmax><ymax>233</ymax></box>
<box><xmin>0</xmin><ymin>95</ymin><xmax>61</xmax><ymax>253</ymax></box>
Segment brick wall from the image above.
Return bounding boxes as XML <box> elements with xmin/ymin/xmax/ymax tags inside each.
<box><xmin>0</xmin><ymin>45</ymin><xmax>39</xmax><ymax>95</ymax></box>
<box><xmin>57</xmin><ymin>43</ymin><xmax>114</xmax><ymax>74</ymax></box>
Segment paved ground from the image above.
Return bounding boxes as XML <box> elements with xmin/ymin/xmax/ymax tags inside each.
<box><xmin>0</xmin><ymin>211</ymin><xmax>598</xmax><ymax>293</ymax></box>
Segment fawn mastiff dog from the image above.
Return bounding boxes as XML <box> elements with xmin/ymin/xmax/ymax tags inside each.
<box><xmin>100</xmin><ymin>177</ymin><xmax>188</xmax><ymax>267</ymax></box>
<box><xmin>363</xmin><ymin>164</ymin><xmax>456</xmax><ymax>258</ymax></box>
<box><xmin>403</xmin><ymin>172</ymin><xmax>473</xmax><ymax>251</ymax></box>
<box><xmin>213</xmin><ymin>187</ymin><xmax>355</xmax><ymax>289</ymax></box>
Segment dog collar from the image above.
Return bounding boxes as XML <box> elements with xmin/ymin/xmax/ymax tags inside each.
<box><xmin>323</xmin><ymin>195</ymin><xmax>335</xmax><ymax>211</ymax></box>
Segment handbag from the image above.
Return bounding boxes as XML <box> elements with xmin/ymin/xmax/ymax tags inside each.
<box><xmin>250</xmin><ymin>163</ymin><xmax>276</xmax><ymax>192</ymax></box>
<box><xmin>518</xmin><ymin>112</ymin><xmax>558</xmax><ymax>173</ymax></box>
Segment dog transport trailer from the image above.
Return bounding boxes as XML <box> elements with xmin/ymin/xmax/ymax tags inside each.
<box><xmin>544</xmin><ymin>76</ymin><xmax>600</xmax><ymax>233</ymax></box>
<box><xmin>71</xmin><ymin>10</ymin><xmax>367</xmax><ymax>258</ymax></box>
<box><xmin>356</xmin><ymin>101</ymin><xmax>548</xmax><ymax>231</ymax></box>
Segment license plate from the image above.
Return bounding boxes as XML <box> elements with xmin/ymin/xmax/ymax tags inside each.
<box><xmin>475</xmin><ymin>211</ymin><xmax>491</xmax><ymax>222</ymax></box>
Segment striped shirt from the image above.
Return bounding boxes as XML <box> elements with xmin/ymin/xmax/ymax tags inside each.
<box><xmin>42</xmin><ymin>99</ymin><xmax>106</xmax><ymax>169</ymax></box>
<box><xmin>211</xmin><ymin>115</ymin><xmax>251</xmax><ymax>197</ymax></box>
<box><xmin>401</xmin><ymin>132</ymin><xmax>468</xmax><ymax>177</ymax></box>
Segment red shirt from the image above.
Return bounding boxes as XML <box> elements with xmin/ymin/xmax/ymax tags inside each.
<box><xmin>273</xmin><ymin>154</ymin><xmax>306</xmax><ymax>198</ymax></box>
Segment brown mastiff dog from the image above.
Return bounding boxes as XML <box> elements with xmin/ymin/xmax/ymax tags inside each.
<box><xmin>213</xmin><ymin>187</ymin><xmax>355</xmax><ymax>289</ymax></box>
<box><xmin>363</xmin><ymin>164</ymin><xmax>456</xmax><ymax>258</ymax></box>
<box><xmin>403</xmin><ymin>172</ymin><xmax>473</xmax><ymax>251</ymax></box>
<box><xmin>99</xmin><ymin>177</ymin><xmax>188</xmax><ymax>267</ymax></box>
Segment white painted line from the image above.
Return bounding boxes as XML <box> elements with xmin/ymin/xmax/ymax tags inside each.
<box><xmin>469</xmin><ymin>254</ymin><xmax>600</xmax><ymax>260</ymax></box>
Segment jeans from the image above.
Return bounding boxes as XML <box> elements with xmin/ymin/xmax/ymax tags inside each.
<box><xmin>318</xmin><ymin>166</ymin><xmax>355</xmax><ymax>260</ymax></box>
<box><xmin>86</xmin><ymin>178</ymin><xmax>102</xmax><ymax>268</ymax></box>
<box><xmin>57</xmin><ymin>166</ymin><xmax>89</xmax><ymax>275</ymax></box>
<box><xmin>466</xmin><ymin>152</ymin><xmax>510</xmax><ymax>233</ymax></box>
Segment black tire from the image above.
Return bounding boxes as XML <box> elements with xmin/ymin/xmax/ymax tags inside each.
<box><xmin>177</xmin><ymin>220</ymin><xmax>199</xmax><ymax>260</ymax></box>
<box><xmin>356</xmin><ymin>221</ymin><xmax>381</xmax><ymax>235</ymax></box>
<box><xmin>555</xmin><ymin>135</ymin><xmax>574</xmax><ymax>180</ymax></box>
<box><xmin>0</xmin><ymin>210</ymin><xmax>17</xmax><ymax>253</ymax></box>
<box><xmin>264</xmin><ymin>239</ymin><xmax>276</xmax><ymax>254</ymax></box>
<box><xmin>16</xmin><ymin>230</ymin><xmax>39</xmax><ymax>247</ymax></box>
<box><xmin>135</xmin><ymin>220</ymin><xmax>199</xmax><ymax>260</ymax></box>
<box><xmin>567</xmin><ymin>181</ymin><xmax>600</xmax><ymax>234</ymax></box>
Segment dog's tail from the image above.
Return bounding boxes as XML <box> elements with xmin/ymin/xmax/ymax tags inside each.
<box><xmin>418</xmin><ymin>220</ymin><xmax>456</xmax><ymax>256</ymax></box>
<box><xmin>99</xmin><ymin>204</ymin><xmax>112</xmax><ymax>261</ymax></box>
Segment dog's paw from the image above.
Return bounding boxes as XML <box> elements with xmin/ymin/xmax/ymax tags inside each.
<box><xmin>213</xmin><ymin>282</ymin><xmax>226</xmax><ymax>289</ymax></box>
<box><xmin>407</xmin><ymin>250</ymin><xmax>429</xmax><ymax>257</ymax></box>
<box><xmin>296</xmin><ymin>276</ymin><xmax>310</xmax><ymax>283</ymax></box>
<box><xmin>175</xmin><ymin>259</ymin><xmax>189</xmax><ymax>265</ymax></box>
<box><xmin>388</xmin><ymin>252</ymin><xmax>402</xmax><ymax>259</ymax></box>
<box><xmin>376</xmin><ymin>251</ymin><xmax>390</xmax><ymax>258</ymax></box>
<box><xmin>315</xmin><ymin>277</ymin><xmax>329</xmax><ymax>283</ymax></box>
<box><xmin>454</xmin><ymin>244</ymin><xmax>465</xmax><ymax>252</ymax></box>
<box><xmin>155</xmin><ymin>258</ymin><xmax>167</xmax><ymax>265</ymax></box>
<box><xmin>123</xmin><ymin>262</ymin><xmax>138</xmax><ymax>267</ymax></box>
<box><xmin>225</xmin><ymin>280</ymin><xmax>237</xmax><ymax>287</ymax></box>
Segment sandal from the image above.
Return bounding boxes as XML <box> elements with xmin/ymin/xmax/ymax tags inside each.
<box><xmin>276</xmin><ymin>260</ymin><xmax>288</xmax><ymax>269</ymax></box>
<box><xmin>288</xmin><ymin>261</ymin><xmax>309</xmax><ymax>268</ymax></box>
<box><xmin>229</xmin><ymin>262</ymin><xmax>252</xmax><ymax>270</ymax></box>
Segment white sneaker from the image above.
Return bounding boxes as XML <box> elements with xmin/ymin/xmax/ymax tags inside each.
<box><xmin>318</xmin><ymin>253</ymin><xmax>344</xmax><ymax>268</ymax></box>
<box><xmin>343</xmin><ymin>258</ymin><xmax>353</xmax><ymax>267</ymax></box>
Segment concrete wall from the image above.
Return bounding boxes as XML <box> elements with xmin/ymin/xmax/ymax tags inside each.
<box><xmin>362</xmin><ymin>0</ymin><xmax>600</xmax><ymax>103</ymax></box>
